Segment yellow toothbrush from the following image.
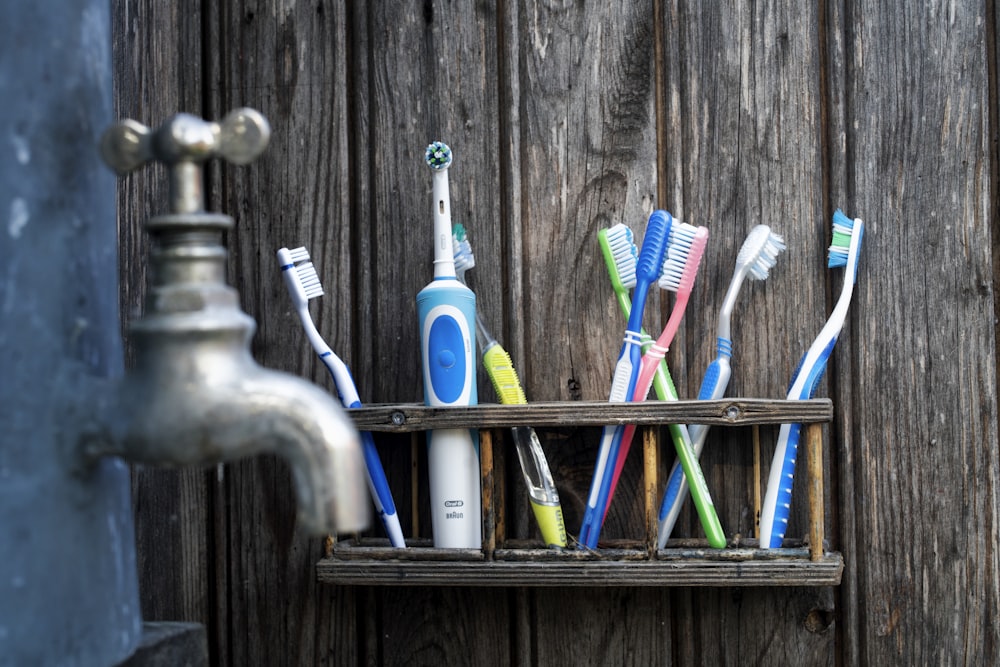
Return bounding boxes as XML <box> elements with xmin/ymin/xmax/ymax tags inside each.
<box><xmin>453</xmin><ymin>224</ymin><xmax>567</xmax><ymax>548</ymax></box>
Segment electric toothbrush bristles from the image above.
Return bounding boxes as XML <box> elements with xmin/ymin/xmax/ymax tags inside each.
<box><xmin>425</xmin><ymin>141</ymin><xmax>453</xmax><ymax>171</ymax></box>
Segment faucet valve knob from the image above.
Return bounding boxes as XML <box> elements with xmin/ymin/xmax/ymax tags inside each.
<box><xmin>100</xmin><ymin>108</ymin><xmax>270</xmax><ymax>213</ymax></box>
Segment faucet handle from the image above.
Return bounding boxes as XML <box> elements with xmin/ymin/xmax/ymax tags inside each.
<box><xmin>100</xmin><ymin>109</ymin><xmax>271</xmax><ymax>213</ymax></box>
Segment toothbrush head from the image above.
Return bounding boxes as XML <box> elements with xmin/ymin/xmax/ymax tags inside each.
<box><xmin>828</xmin><ymin>208</ymin><xmax>864</xmax><ymax>283</ymax></box>
<box><xmin>425</xmin><ymin>141</ymin><xmax>452</xmax><ymax>170</ymax></box>
<box><xmin>277</xmin><ymin>246</ymin><xmax>324</xmax><ymax>308</ymax></box>
<box><xmin>598</xmin><ymin>224</ymin><xmax>639</xmax><ymax>292</ymax></box>
<box><xmin>828</xmin><ymin>209</ymin><xmax>857</xmax><ymax>268</ymax></box>
<box><xmin>452</xmin><ymin>223</ymin><xmax>476</xmax><ymax>280</ymax></box>
<box><xmin>737</xmin><ymin>224</ymin><xmax>786</xmax><ymax>281</ymax></box>
<box><xmin>658</xmin><ymin>222</ymin><xmax>709</xmax><ymax>293</ymax></box>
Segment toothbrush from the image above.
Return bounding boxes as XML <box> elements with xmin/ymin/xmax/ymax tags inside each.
<box><xmin>453</xmin><ymin>224</ymin><xmax>568</xmax><ymax>549</ymax></box>
<box><xmin>276</xmin><ymin>246</ymin><xmax>406</xmax><ymax>547</ymax></box>
<box><xmin>416</xmin><ymin>142</ymin><xmax>482</xmax><ymax>549</ymax></box>
<box><xmin>758</xmin><ymin>209</ymin><xmax>864</xmax><ymax>549</ymax></box>
<box><xmin>599</xmin><ymin>225</ymin><xmax>710</xmax><ymax>539</ymax></box>
<box><xmin>599</xmin><ymin>224</ymin><xmax>674</xmax><ymax>406</ymax></box>
<box><xmin>657</xmin><ymin>225</ymin><xmax>785</xmax><ymax>547</ymax></box>
<box><xmin>578</xmin><ymin>210</ymin><xmax>672</xmax><ymax>549</ymax></box>
<box><xmin>601</xmin><ymin>224</ymin><xmax>727</xmax><ymax>549</ymax></box>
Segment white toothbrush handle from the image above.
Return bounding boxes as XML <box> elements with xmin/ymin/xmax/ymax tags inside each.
<box><xmin>427</xmin><ymin>428</ymin><xmax>482</xmax><ymax>548</ymax></box>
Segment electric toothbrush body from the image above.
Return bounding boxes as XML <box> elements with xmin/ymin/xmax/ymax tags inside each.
<box><xmin>418</xmin><ymin>142</ymin><xmax>481</xmax><ymax>549</ymax></box>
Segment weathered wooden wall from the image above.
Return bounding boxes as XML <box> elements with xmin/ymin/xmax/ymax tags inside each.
<box><xmin>113</xmin><ymin>1</ymin><xmax>1000</xmax><ymax>664</ymax></box>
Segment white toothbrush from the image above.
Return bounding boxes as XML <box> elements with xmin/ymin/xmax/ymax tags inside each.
<box><xmin>277</xmin><ymin>246</ymin><xmax>406</xmax><ymax>547</ymax></box>
<box><xmin>759</xmin><ymin>210</ymin><xmax>862</xmax><ymax>548</ymax></box>
<box><xmin>657</xmin><ymin>225</ymin><xmax>785</xmax><ymax>547</ymax></box>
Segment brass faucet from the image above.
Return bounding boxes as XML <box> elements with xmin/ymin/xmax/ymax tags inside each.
<box><xmin>85</xmin><ymin>109</ymin><xmax>369</xmax><ymax>535</ymax></box>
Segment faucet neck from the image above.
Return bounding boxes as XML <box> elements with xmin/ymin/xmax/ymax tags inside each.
<box><xmin>146</xmin><ymin>213</ymin><xmax>233</xmax><ymax>294</ymax></box>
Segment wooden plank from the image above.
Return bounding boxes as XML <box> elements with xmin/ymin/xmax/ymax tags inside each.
<box><xmin>807</xmin><ymin>423</ymin><xmax>824</xmax><ymax>562</ymax></box>
<box><xmin>502</xmin><ymin>0</ymin><xmax>673</xmax><ymax>662</ymax></box>
<box><xmin>377</xmin><ymin>587</ymin><xmax>511</xmax><ymax>666</ymax></box>
<box><xmin>317</xmin><ymin>553</ymin><xmax>844</xmax><ymax>587</ymax></box>
<box><xmin>659</xmin><ymin>0</ymin><xmax>841</xmax><ymax>664</ymax></box>
<box><xmin>202</xmin><ymin>2</ymin><xmax>361</xmax><ymax>665</ymax></box>
<box><xmin>354</xmin><ymin>1</ymin><xmax>513</xmax><ymax>664</ymax></box>
<box><xmin>840</xmin><ymin>2</ymin><xmax>1000</xmax><ymax>664</ymax></box>
<box><xmin>348</xmin><ymin>398</ymin><xmax>833</xmax><ymax>431</ymax></box>
<box><xmin>111</xmin><ymin>0</ymin><xmax>217</xmax><ymax>661</ymax></box>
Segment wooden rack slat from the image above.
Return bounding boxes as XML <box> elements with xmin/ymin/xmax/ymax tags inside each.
<box><xmin>347</xmin><ymin>398</ymin><xmax>832</xmax><ymax>432</ymax></box>
<box><xmin>317</xmin><ymin>550</ymin><xmax>844</xmax><ymax>587</ymax></box>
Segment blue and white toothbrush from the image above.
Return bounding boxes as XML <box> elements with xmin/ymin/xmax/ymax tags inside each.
<box><xmin>758</xmin><ymin>209</ymin><xmax>863</xmax><ymax>548</ymax></box>
<box><xmin>578</xmin><ymin>210</ymin><xmax>672</xmax><ymax>549</ymax></box>
<box><xmin>657</xmin><ymin>225</ymin><xmax>785</xmax><ymax>548</ymax></box>
<box><xmin>417</xmin><ymin>142</ymin><xmax>482</xmax><ymax>549</ymax></box>
<box><xmin>276</xmin><ymin>246</ymin><xmax>406</xmax><ymax>547</ymax></box>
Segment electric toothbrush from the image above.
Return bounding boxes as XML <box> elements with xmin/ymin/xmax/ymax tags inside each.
<box><xmin>417</xmin><ymin>141</ymin><xmax>482</xmax><ymax>549</ymax></box>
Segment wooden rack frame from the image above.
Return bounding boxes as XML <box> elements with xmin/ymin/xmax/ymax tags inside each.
<box><xmin>316</xmin><ymin>399</ymin><xmax>843</xmax><ymax>587</ymax></box>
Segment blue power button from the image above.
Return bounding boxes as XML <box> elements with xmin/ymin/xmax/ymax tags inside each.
<box><xmin>438</xmin><ymin>349</ymin><xmax>456</xmax><ymax>368</ymax></box>
<box><xmin>428</xmin><ymin>315</ymin><xmax>467</xmax><ymax>404</ymax></box>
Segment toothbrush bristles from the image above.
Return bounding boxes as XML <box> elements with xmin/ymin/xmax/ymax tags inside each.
<box><xmin>828</xmin><ymin>209</ymin><xmax>856</xmax><ymax>268</ymax></box>
<box><xmin>425</xmin><ymin>141</ymin><xmax>453</xmax><ymax>170</ymax></box>
<box><xmin>287</xmin><ymin>246</ymin><xmax>311</xmax><ymax>264</ymax></box>
<box><xmin>746</xmin><ymin>229</ymin><xmax>787</xmax><ymax>281</ymax></box>
<box><xmin>658</xmin><ymin>222</ymin><xmax>703</xmax><ymax>292</ymax></box>
<box><xmin>453</xmin><ymin>234</ymin><xmax>475</xmax><ymax>274</ymax></box>
<box><xmin>295</xmin><ymin>262</ymin><xmax>324</xmax><ymax>300</ymax></box>
<box><xmin>604</xmin><ymin>224</ymin><xmax>638</xmax><ymax>289</ymax></box>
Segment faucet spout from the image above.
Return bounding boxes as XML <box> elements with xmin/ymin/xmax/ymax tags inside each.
<box><xmin>240</xmin><ymin>369</ymin><xmax>371</xmax><ymax>535</ymax></box>
<box><xmin>101</xmin><ymin>346</ymin><xmax>370</xmax><ymax>535</ymax></box>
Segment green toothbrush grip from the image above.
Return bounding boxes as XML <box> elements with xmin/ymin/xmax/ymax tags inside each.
<box><xmin>668</xmin><ymin>423</ymin><xmax>726</xmax><ymax>548</ymax></box>
<box><xmin>617</xmin><ymin>295</ymin><xmax>725</xmax><ymax>547</ymax></box>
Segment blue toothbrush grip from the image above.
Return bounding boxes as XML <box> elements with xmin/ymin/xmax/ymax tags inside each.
<box><xmin>696</xmin><ymin>360</ymin><xmax>722</xmax><ymax>401</ymax></box>
<box><xmin>765</xmin><ymin>338</ymin><xmax>837</xmax><ymax>547</ymax></box>
<box><xmin>764</xmin><ymin>423</ymin><xmax>802</xmax><ymax>548</ymax></box>
<box><xmin>586</xmin><ymin>424</ymin><xmax>626</xmax><ymax>548</ymax></box>
<box><xmin>360</xmin><ymin>430</ymin><xmax>396</xmax><ymax>517</ymax></box>
<box><xmin>417</xmin><ymin>281</ymin><xmax>478</xmax><ymax>407</ymax></box>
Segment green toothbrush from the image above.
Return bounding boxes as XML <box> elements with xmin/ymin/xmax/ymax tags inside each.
<box><xmin>598</xmin><ymin>224</ymin><xmax>725</xmax><ymax>548</ymax></box>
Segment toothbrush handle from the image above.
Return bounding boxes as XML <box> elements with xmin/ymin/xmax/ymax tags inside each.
<box><xmin>482</xmin><ymin>343</ymin><xmax>568</xmax><ymax>549</ymax></box>
<box><xmin>759</xmin><ymin>341</ymin><xmax>834</xmax><ymax>549</ymax></box>
<box><xmin>359</xmin><ymin>430</ymin><xmax>406</xmax><ymax>547</ymax></box>
<box><xmin>318</xmin><ymin>354</ymin><xmax>406</xmax><ymax>548</ymax></box>
<box><xmin>603</xmin><ymin>349</ymin><xmax>725</xmax><ymax>549</ymax></box>
<box><xmin>758</xmin><ymin>422</ymin><xmax>801</xmax><ymax>548</ymax></box>
<box><xmin>608</xmin><ymin>296</ymin><xmax>723</xmax><ymax>547</ymax></box>
<box><xmin>658</xmin><ymin>347</ymin><xmax>733</xmax><ymax>547</ymax></box>
<box><xmin>417</xmin><ymin>281</ymin><xmax>482</xmax><ymax>549</ymax></box>
<box><xmin>580</xmin><ymin>424</ymin><xmax>627</xmax><ymax>548</ymax></box>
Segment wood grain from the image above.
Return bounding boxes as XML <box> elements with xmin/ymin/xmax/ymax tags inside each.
<box><xmin>659</xmin><ymin>0</ymin><xmax>840</xmax><ymax>664</ymax></box>
<box><xmin>347</xmin><ymin>398</ymin><xmax>832</xmax><ymax>431</ymax></box>
<box><xmin>840</xmin><ymin>2</ymin><xmax>1000</xmax><ymax>663</ymax></box>
<box><xmin>112</xmin><ymin>1</ymin><xmax>216</xmax><ymax>661</ymax></box>
<box><xmin>112</xmin><ymin>0</ymin><xmax>1000</xmax><ymax>664</ymax></box>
